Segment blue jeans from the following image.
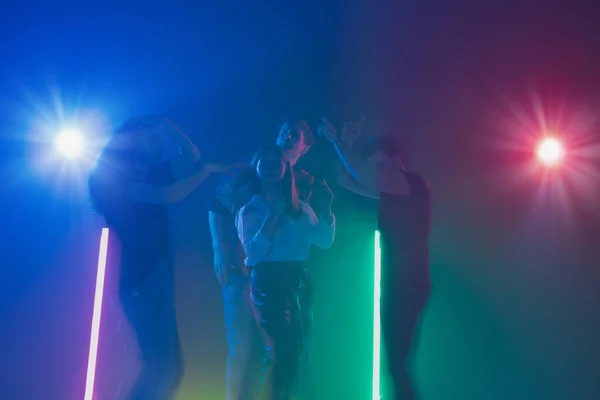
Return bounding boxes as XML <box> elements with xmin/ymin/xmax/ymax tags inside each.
<box><xmin>222</xmin><ymin>268</ymin><xmax>261</xmax><ymax>400</ymax></box>
<box><xmin>118</xmin><ymin>256</ymin><xmax>184</xmax><ymax>400</ymax></box>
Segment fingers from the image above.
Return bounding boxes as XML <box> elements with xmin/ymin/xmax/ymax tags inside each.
<box><xmin>322</xmin><ymin>117</ymin><xmax>333</xmax><ymax>126</ymax></box>
<box><xmin>358</xmin><ymin>114</ymin><xmax>366</xmax><ymax>124</ymax></box>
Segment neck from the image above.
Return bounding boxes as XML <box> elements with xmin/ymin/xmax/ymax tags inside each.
<box><xmin>261</xmin><ymin>184</ymin><xmax>281</xmax><ymax>199</ymax></box>
<box><xmin>286</xmin><ymin>153</ymin><xmax>299</xmax><ymax>167</ymax></box>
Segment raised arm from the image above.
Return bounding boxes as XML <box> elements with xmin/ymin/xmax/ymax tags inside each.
<box><xmin>300</xmin><ymin>202</ymin><xmax>336</xmax><ymax>249</ymax></box>
<box><xmin>163</xmin><ymin>117</ymin><xmax>202</xmax><ymax>178</ymax></box>
<box><xmin>335</xmin><ymin>159</ymin><xmax>379</xmax><ymax>199</ymax></box>
<box><xmin>318</xmin><ymin>117</ymin><xmax>376</xmax><ymax>187</ymax></box>
<box><xmin>306</xmin><ymin>179</ymin><xmax>336</xmax><ymax>249</ymax></box>
<box><xmin>235</xmin><ymin>203</ymin><xmax>282</xmax><ymax>264</ymax></box>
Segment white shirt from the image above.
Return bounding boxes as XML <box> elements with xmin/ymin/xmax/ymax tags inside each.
<box><xmin>235</xmin><ymin>195</ymin><xmax>336</xmax><ymax>266</ymax></box>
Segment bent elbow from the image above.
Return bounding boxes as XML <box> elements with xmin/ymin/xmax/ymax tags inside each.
<box><xmin>190</xmin><ymin>148</ymin><xmax>201</xmax><ymax>164</ymax></box>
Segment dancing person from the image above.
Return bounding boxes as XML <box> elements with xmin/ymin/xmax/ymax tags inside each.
<box><xmin>88</xmin><ymin>116</ymin><xmax>239</xmax><ymax>400</ymax></box>
<box><xmin>319</xmin><ymin>117</ymin><xmax>431</xmax><ymax>400</ymax></box>
<box><xmin>235</xmin><ymin>145</ymin><xmax>335</xmax><ymax>400</ymax></box>
<box><xmin>208</xmin><ymin>117</ymin><xmax>316</xmax><ymax>400</ymax></box>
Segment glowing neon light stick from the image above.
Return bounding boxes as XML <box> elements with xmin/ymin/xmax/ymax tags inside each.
<box><xmin>84</xmin><ymin>228</ymin><xmax>110</xmax><ymax>400</ymax></box>
<box><xmin>373</xmin><ymin>230</ymin><xmax>382</xmax><ymax>400</ymax></box>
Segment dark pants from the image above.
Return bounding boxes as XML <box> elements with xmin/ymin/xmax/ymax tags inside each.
<box><xmin>380</xmin><ymin>247</ymin><xmax>430</xmax><ymax>400</ymax></box>
<box><xmin>250</xmin><ymin>262</ymin><xmax>304</xmax><ymax>400</ymax></box>
<box><xmin>118</xmin><ymin>257</ymin><xmax>184</xmax><ymax>400</ymax></box>
<box><xmin>296</xmin><ymin>268</ymin><xmax>316</xmax><ymax>399</ymax></box>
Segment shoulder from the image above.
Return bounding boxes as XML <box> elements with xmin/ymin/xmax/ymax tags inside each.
<box><xmin>238</xmin><ymin>195</ymin><xmax>264</xmax><ymax>216</ymax></box>
<box><xmin>404</xmin><ymin>170</ymin><xmax>430</xmax><ymax>191</ymax></box>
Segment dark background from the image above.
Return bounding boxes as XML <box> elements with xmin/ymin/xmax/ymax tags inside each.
<box><xmin>1</xmin><ymin>1</ymin><xmax>599</xmax><ymax>399</ymax></box>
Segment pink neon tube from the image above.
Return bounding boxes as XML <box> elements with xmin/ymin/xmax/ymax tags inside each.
<box><xmin>84</xmin><ymin>227</ymin><xmax>110</xmax><ymax>400</ymax></box>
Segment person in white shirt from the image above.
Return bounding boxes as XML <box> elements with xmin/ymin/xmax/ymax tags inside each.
<box><xmin>235</xmin><ymin>144</ymin><xmax>335</xmax><ymax>400</ymax></box>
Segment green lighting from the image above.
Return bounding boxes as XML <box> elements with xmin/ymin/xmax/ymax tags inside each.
<box><xmin>373</xmin><ymin>230</ymin><xmax>381</xmax><ymax>400</ymax></box>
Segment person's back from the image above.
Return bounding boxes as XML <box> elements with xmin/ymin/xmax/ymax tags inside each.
<box><xmin>378</xmin><ymin>170</ymin><xmax>430</xmax><ymax>283</ymax></box>
<box><xmin>103</xmin><ymin>162</ymin><xmax>174</xmax><ymax>291</ymax></box>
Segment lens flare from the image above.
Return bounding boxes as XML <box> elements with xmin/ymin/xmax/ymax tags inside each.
<box><xmin>536</xmin><ymin>137</ymin><xmax>564</xmax><ymax>167</ymax></box>
<box><xmin>56</xmin><ymin>128</ymin><xmax>84</xmax><ymax>159</ymax></box>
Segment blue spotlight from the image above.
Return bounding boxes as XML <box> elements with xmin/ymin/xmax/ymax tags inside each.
<box><xmin>56</xmin><ymin>128</ymin><xmax>84</xmax><ymax>159</ymax></box>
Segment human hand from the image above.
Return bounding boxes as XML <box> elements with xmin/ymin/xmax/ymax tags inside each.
<box><xmin>317</xmin><ymin>117</ymin><xmax>338</xmax><ymax>142</ymax></box>
<box><xmin>340</xmin><ymin>114</ymin><xmax>366</xmax><ymax>146</ymax></box>
<box><xmin>317</xmin><ymin>178</ymin><xmax>334</xmax><ymax>207</ymax></box>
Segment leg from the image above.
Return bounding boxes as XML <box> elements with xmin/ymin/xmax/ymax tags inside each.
<box><xmin>120</xmin><ymin>258</ymin><xmax>182</xmax><ymax>400</ymax></box>
<box><xmin>251</xmin><ymin>267</ymin><xmax>303</xmax><ymax>400</ymax></box>
<box><xmin>296</xmin><ymin>268</ymin><xmax>316</xmax><ymax>399</ymax></box>
<box><xmin>380</xmin><ymin>257</ymin><xmax>430</xmax><ymax>400</ymax></box>
<box><xmin>222</xmin><ymin>268</ymin><xmax>259</xmax><ymax>400</ymax></box>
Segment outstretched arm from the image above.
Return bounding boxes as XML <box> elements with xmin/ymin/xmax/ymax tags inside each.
<box><xmin>319</xmin><ymin>117</ymin><xmax>376</xmax><ymax>187</ymax></box>
<box><xmin>335</xmin><ymin>159</ymin><xmax>379</xmax><ymax>199</ymax></box>
<box><xmin>163</xmin><ymin>117</ymin><xmax>202</xmax><ymax>178</ymax></box>
<box><xmin>127</xmin><ymin>163</ymin><xmax>244</xmax><ymax>204</ymax></box>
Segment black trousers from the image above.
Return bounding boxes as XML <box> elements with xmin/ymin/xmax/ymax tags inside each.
<box><xmin>296</xmin><ymin>267</ymin><xmax>315</xmax><ymax>397</ymax></box>
<box><xmin>250</xmin><ymin>262</ymin><xmax>304</xmax><ymax>400</ymax></box>
<box><xmin>380</xmin><ymin>246</ymin><xmax>430</xmax><ymax>400</ymax></box>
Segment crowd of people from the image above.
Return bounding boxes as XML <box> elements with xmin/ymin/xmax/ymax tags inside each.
<box><xmin>87</xmin><ymin>114</ymin><xmax>431</xmax><ymax>400</ymax></box>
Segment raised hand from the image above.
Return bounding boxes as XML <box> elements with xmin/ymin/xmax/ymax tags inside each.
<box><xmin>317</xmin><ymin>178</ymin><xmax>334</xmax><ymax>207</ymax></box>
<box><xmin>341</xmin><ymin>114</ymin><xmax>366</xmax><ymax>146</ymax></box>
<box><xmin>317</xmin><ymin>117</ymin><xmax>338</xmax><ymax>142</ymax></box>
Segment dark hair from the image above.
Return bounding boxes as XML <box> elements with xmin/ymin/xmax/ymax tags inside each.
<box><xmin>278</xmin><ymin>116</ymin><xmax>314</xmax><ymax>148</ymax></box>
<box><xmin>88</xmin><ymin>118</ymin><xmax>157</xmax><ymax>217</ymax></box>
<box><xmin>227</xmin><ymin>145</ymin><xmax>301</xmax><ymax>217</ymax></box>
<box><xmin>361</xmin><ymin>135</ymin><xmax>402</xmax><ymax>160</ymax></box>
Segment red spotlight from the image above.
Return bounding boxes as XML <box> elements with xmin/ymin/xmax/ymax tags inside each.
<box><xmin>536</xmin><ymin>137</ymin><xmax>564</xmax><ymax>167</ymax></box>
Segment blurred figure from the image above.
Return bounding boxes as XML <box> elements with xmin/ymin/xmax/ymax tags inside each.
<box><xmin>319</xmin><ymin>116</ymin><xmax>431</xmax><ymax>400</ymax></box>
<box><xmin>88</xmin><ymin>116</ymin><xmax>239</xmax><ymax>400</ymax></box>
<box><xmin>208</xmin><ymin>117</ymin><xmax>317</xmax><ymax>400</ymax></box>
<box><xmin>235</xmin><ymin>145</ymin><xmax>335</xmax><ymax>400</ymax></box>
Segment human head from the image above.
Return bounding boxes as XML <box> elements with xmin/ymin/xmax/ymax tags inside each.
<box><xmin>88</xmin><ymin>117</ymin><xmax>165</xmax><ymax>216</ymax></box>
<box><xmin>249</xmin><ymin>144</ymin><xmax>300</xmax><ymax>214</ymax></box>
<box><xmin>275</xmin><ymin>117</ymin><xmax>314</xmax><ymax>165</ymax></box>
<box><xmin>361</xmin><ymin>135</ymin><xmax>406</xmax><ymax>175</ymax></box>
